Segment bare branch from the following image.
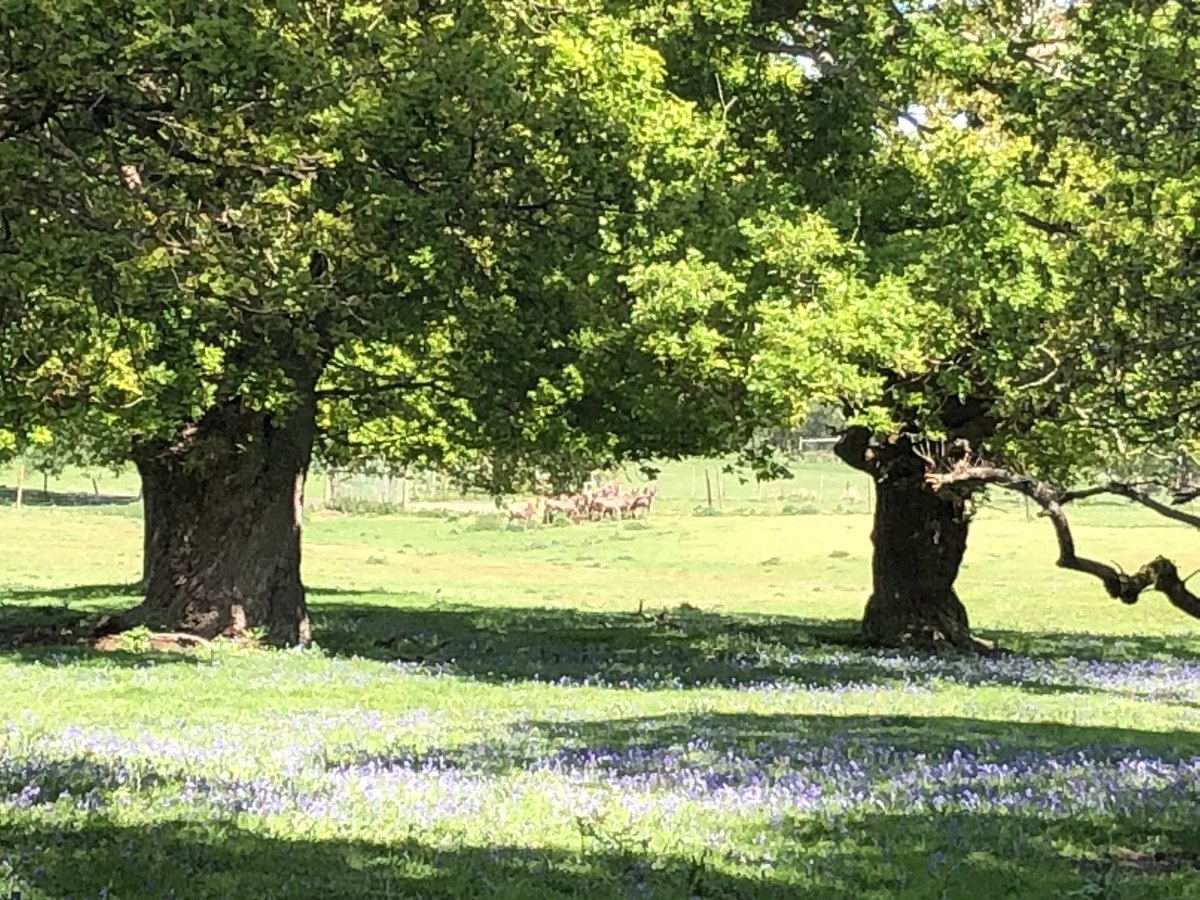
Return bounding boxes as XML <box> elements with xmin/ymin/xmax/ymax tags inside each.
<box><xmin>1134</xmin><ymin>557</ymin><xmax>1200</xmax><ymax>618</ymax></box>
<box><xmin>1057</xmin><ymin>484</ymin><xmax>1114</xmax><ymax>503</ymax></box>
<box><xmin>1103</xmin><ymin>481</ymin><xmax>1200</xmax><ymax>529</ymax></box>
<box><xmin>926</xmin><ymin>466</ymin><xmax>1200</xmax><ymax>618</ymax></box>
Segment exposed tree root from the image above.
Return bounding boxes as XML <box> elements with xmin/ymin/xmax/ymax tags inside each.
<box><xmin>871</xmin><ymin>626</ymin><xmax>1002</xmax><ymax>656</ymax></box>
<box><xmin>91</xmin><ymin>612</ymin><xmax>262</xmax><ymax>652</ymax></box>
<box><xmin>92</xmin><ymin>631</ymin><xmax>216</xmax><ymax>653</ymax></box>
<box><xmin>0</xmin><ymin>622</ymin><xmax>236</xmax><ymax>654</ymax></box>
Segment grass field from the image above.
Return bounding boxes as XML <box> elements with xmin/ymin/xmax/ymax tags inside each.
<box><xmin>2</xmin><ymin>460</ymin><xmax>1200</xmax><ymax>898</ymax></box>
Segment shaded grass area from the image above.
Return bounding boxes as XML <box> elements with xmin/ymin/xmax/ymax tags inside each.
<box><xmin>2</xmin><ymin>809</ymin><xmax>1195</xmax><ymax>899</ymax></box>
<box><xmin>2</xmin><ymin>708</ymin><xmax>1200</xmax><ymax>898</ymax></box>
<box><xmin>6</xmin><ymin>591</ymin><xmax>1200</xmax><ymax>693</ymax></box>
<box><xmin>334</xmin><ymin>710</ymin><xmax>1200</xmax><ymax>776</ymax></box>
<box><xmin>0</xmin><ymin>817</ymin><xmax>775</xmax><ymax>900</ymax></box>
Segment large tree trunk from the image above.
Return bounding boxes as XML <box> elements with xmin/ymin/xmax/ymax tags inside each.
<box><xmin>863</xmin><ymin>444</ymin><xmax>974</xmax><ymax>648</ymax></box>
<box><xmin>117</xmin><ymin>396</ymin><xmax>317</xmax><ymax>645</ymax></box>
<box><xmin>836</xmin><ymin>429</ymin><xmax>978</xmax><ymax>649</ymax></box>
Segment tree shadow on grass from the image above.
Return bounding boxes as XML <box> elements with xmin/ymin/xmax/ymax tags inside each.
<box><xmin>2</xmin><ymin>580</ymin><xmax>1199</xmax><ymax>696</ymax></box>
<box><xmin>1</xmin><ymin>816</ymin><xmax>755</xmax><ymax>900</ymax></box>
<box><xmin>0</xmin><ymin>584</ymin><xmax>377</xmax><ymax>668</ymax></box>
<box><xmin>2</xmin><ymin>811</ymin><xmax>1190</xmax><ymax>900</ymax></box>
<box><xmin>986</xmin><ymin>627</ymin><xmax>1200</xmax><ymax>663</ymax></box>
<box><xmin>308</xmin><ymin>600</ymin><xmax>1200</xmax><ymax>698</ymax></box>
<box><xmin>311</xmin><ymin>600</ymin><xmax>900</xmax><ymax>688</ymax></box>
<box><xmin>544</xmin><ymin>710</ymin><xmax>1200</xmax><ymax>766</ymax></box>
<box><xmin>326</xmin><ymin>711</ymin><xmax>1200</xmax><ymax>896</ymax></box>
<box><xmin>332</xmin><ymin>711</ymin><xmax>1200</xmax><ymax>784</ymax></box>
<box><xmin>0</xmin><ymin>485</ymin><xmax>139</xmax><ymax>507</ymax></box>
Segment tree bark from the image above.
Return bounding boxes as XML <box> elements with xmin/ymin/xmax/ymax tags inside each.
<box><xmin>117</xmin><ymin>395</ymin><xmax>317</xmax><ymax>645</ymax></box>
<box><xmin>864</xmin><ymin>454</ymin><xmax>974</xmax><ymax>648</ymax></box>
<box><xmin>837</xmin><ymin>429</ymin><xmax>977</xmax><ymax>649</ymax></box>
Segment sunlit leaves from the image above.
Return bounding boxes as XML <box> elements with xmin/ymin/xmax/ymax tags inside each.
<box><xmin>5</xmin><ymin>0</ymin><xmax>1194</xmax><ymax>493</ymax></box>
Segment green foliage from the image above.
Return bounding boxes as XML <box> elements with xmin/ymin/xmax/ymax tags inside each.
<box><xmin>1005</xmin><ymin>1</ymin><xmax>1200</xmax><ymax>462</ymax></box>
<box><xmin>4</xmin><ymin>0</ymin><xmax>1198</xmax><ymax>494</ymax></box>
<box><xmin>0</xmin><ymin>1</ymin><xmax>759</xmax><ymax>486</ymax></box>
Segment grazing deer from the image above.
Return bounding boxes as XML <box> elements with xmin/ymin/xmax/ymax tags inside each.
<box><xmin>543</xmin><ymin>494</ymin><xmax>580</xmax><ymax>524</ymax></box>
<box><xmin>589</xmin><ymin>494</ymin><xmax>624</xmax><ymax>520</ymax></box>
<box><xmin>508</xmin><ymin>499</ymin><xmax>541</xmax><ymax>527</ymax></box>
<box><xmin>627</xmin><ymin>484</ymin><xmax>658</xmax><ymax>518</ymax></box>
<box><xmin>525</xmin><ymin>481</ymin><xmax>660</xmax><ymax>527</ymax></box>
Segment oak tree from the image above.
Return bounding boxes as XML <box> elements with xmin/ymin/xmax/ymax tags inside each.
<box><xmin>0</xmin><ymin>0</ymin><xmax>756</xmax><ymax>642</ymax></box>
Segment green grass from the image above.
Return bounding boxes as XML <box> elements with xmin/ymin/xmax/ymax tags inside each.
<box><xmin>2</xmin><ymin>461</ymin><xmax>1200</xmax><ymax>898</ymax></box>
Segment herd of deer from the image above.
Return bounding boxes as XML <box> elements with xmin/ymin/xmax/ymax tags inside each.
<box><xmin>507</xmin><ymin>481</ymin><xmax>659</xmax><ymax>526</ymax></box>
<box><xmin>506</xmin><ymin>478</ymin><xmax>861</xmax><ymax>525</ymax></box>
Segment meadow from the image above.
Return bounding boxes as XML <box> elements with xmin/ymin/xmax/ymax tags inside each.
<box><xmin>2</xmin><ymin>460</ymin><xmax>1200</xmax><ymax>898</ymax></box>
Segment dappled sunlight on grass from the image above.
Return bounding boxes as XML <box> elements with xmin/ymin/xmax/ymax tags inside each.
<box><xmin>2</xmin><ymin>647</ymin><xmax>1199</xmax><ymax>897</ymax></box>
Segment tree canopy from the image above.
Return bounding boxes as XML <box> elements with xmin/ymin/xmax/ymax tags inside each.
<box><xmin>0</xmin><ymin>0</ymin><xmax>763</xmax><ymax>488</ymax></box>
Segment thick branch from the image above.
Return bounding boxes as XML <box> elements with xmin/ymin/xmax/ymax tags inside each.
<box><xmin>1104</xmin><ymin>482</ymin><xmax>1200</xmax><ymax>529</ymax></box>
<box><xmin>1057</xmin><ymin>484</ymin><xmax>1115</xmax><ymax>503</ymax></box>
<box><xmin>926</xmin><ymin>466</ymin><xmax>1200</xmax><ymax>618</ymax></box>
<box><xmin>834</xmin><ymin>426</ymin><xmax>879</xmax><ymax>475</ymax></box>
<box><xmin>1014</xmin><ymin>209</ymin><xmax>1079</xmax><ymax>237</ymax></box>
<box><xmin>865</xmin><ymin>211</ymin><xmax>970</xmax><ymax>236</ymax></box>
<box><xmin>747</xmin><ymin>35</ymin><xmax>840</xmax><ymax>75</ymax></box>
<box><xmin>1135</xmin><ymin>557</ymin><xmax>1200</xmax><ymax>618</ymax></box>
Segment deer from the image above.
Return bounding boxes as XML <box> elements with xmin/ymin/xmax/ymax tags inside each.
<box><xmin>543</xmin><ymin>494</ymin><xmax>582</xmax><ymax>524</ymax></box>
<box><xmin>589</xmin><ymin>493</ymin><xmax>624</xmax><ymax>520</ymax></box>
<box><xmin>508</xmin><ymin>499</ymin><xmax>541</xmax><ymax>527</ymax></box>
<box><xmin>627</xmin><ymin>484</ymin><xmax>658</xmax><ymax>518</ymax></box>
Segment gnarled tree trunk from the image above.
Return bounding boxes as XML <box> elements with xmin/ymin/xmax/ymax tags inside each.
<box><xmin>863</xmin><ymin>451</ymin><xmax>973</xmax><ymax>648</ymax></box>
<box><xmin>837</xmin><ymin>429</ymin><xmax>978</xmax><ymax>649</ymax></box>
<box><xmin>116</xmin><ymin>395</ymin><xmax>317</xmax><ymax>645</ymax></box>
